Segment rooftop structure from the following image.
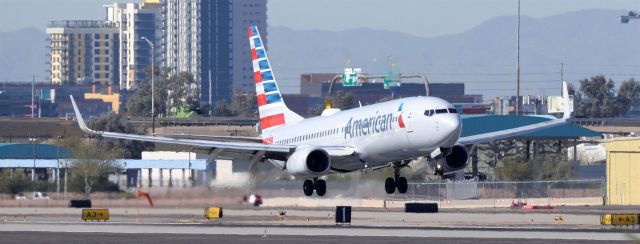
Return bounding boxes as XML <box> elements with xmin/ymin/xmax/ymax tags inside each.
<box><xmin>46</xmin><ymin>20</ymin><xmax>119</xmax><ymax>85</ymax></box>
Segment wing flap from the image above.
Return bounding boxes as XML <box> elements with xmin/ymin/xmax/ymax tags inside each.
<box><xmin>158</xmin><ymin>134</ymin><xmax>262</xmax><ymax>143</ymax></box>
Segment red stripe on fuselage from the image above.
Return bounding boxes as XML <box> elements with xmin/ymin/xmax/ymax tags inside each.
<box><xmin>398</xmin><ymin>114</ymin><xmax>406</xmax><ymax>128</ymax></box>
<box><xmin>261</xmin><ymin>136</ymin><xmax>273</xmax><ymax>144</ymax></box>
<box><xmin>261</xmin><ymin>113</ymin><xmax>285</xmax><ymax>130</ymax></box>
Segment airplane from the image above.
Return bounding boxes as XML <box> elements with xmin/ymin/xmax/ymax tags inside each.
<box><xmin>69</xmin><ymin>25</ymin><xmax>571</xmax><ymax>197</ymax></box>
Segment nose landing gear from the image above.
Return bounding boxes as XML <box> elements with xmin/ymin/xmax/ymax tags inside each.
<box><xmin>303</xmin><ymin>177</ymin><xmax>326</xmax><ymax>196</ymax></box>
<box><xmin>434</xmin><ymin>161</ymin><xmax>444</xmax><ymax>176</ymax></box>
<box><xmin>385</xmin><ymin>162</ymin><xmax>409</xmax><ymax>194</ymax></box>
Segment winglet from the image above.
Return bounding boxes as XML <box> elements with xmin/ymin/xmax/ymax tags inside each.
<box><xmin>69</xmin><ymin>95</ymin><xmax>101</xmax><ymax>135</ymax></box>
<box><xmin>562</xmin><ymin>81</ymin><xmax>572</xmax><ymax>120</ymax></box>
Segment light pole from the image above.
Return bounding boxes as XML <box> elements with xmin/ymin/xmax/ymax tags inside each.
<box><xmin>56</xmin><ymin>136</ymin><xmax>61</xmax><ymax>193</ymax></box>
<box><xmin>141</xmin><ymin>36</ymin><xmax>155</xmax><ymax>134</ymax></box>
<box><xmin>29</xmin><ymin>133</ymin><xmax>36</xmax><ymax>182</ymax></box>
<box><xmin>515</xmin><ymin>0</ymin><xmax>521</xmax><ymax>116</ymax></box>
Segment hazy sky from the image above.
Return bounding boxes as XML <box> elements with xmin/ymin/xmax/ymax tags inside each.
<box><xmin>1</xmin><ymin>0</ymin><xmax>639</xmax><ymax>37</ymax></box>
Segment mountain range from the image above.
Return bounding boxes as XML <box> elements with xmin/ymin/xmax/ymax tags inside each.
<box><xmin>267</xmin><ymin>9</ymin><xmax>639</xmax><ymax>97</ymax></box>
<box><xmin>1</xmin><ymin>9</ymin><xmax>637</xmax><ymax>98</ymax></box>
<box><xmin>0</xmin><ymin>27</ymin><xmax>47</xmax><ymax>83</ymax></box>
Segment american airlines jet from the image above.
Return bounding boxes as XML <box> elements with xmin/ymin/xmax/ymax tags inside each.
<box><xmin>70</xmin><ymin>26</ymin><xmax>571</xmax><ymax>196</ymax></box>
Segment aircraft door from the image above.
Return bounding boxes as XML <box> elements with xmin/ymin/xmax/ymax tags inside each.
<box><xmin>405</xmin><ymin>106</ymin><xmax>437</xmax><ymax>148</ymax></box>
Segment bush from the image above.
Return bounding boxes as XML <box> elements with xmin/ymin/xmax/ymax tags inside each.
<box><xmin>29</xmin><ymin>181</ymin><xmax>56</xmax><ymax>192</ymax></box>
<box><xmin>0</xmin><ymin>171</ymin><xmax>31</xmax><ymax>195</ymax></box>
<box><xmin>68</xmin><ymin>174</ymin><xmax>119</xmax><ymax>194</ymax></box>
<box><xmin>495</xmin><ymin>154</ymin><xmax>576</xmax><ymax>181</ymax></box>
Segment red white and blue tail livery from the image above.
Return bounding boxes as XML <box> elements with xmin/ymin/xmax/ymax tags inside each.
<box><xmin>248</xmin><ymin>26</ymin><xmax>304</xmax><ymax>133</ymax></box>
<box><xmin>69</xmin><ymin>25</ymin><xmax>571</xmax><ymax>197</ymax></box>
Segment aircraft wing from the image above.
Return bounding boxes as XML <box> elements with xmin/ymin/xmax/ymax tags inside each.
<box><xmin>70</xmin><ymin>95</ymin><xmax>357</xmax><ymax>162</ymax></box>
<box><xmin>70</xmin><ymin>95</ymin><xmax>294</xmax><ymax>160</ymax></box>
<box><xmin>457</xmin><ymin>81</ymin><xmax>572</xmax><ymax>145</ymax></box>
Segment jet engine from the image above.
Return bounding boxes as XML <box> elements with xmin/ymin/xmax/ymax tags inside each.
<box><xmin>286</xmin><ymin>147</ymin><xmax>331</xmax><ymax>177</ymax></box>
<box><xmin>435</xmin><ymin>144</ymin><xmax>469</xmax><ymax>174</ymax></box>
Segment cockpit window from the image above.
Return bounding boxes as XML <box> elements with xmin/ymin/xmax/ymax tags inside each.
<box><xmin>435</xmin><ymin>109</ymin><xmax>448</xmax><ymax>114</ymax></box>
<box><xmin>448</xmin><ymin>108</ymin><xmax>458</xmax><ymax>113</ymax></box>
<box><xmin>424</xmin><ymin>109</ymin><xmax>434</xmax><ymax>117</ymax></box>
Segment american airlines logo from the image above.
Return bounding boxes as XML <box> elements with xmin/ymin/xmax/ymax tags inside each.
<box><xmin>344</xmin><ymin>113</ymin><xmax>395</xmax><ymax>139</ymax></box>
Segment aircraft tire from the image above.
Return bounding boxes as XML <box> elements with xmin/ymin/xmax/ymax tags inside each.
<box><xmin>385</xmin><ymin>177</ymin><xmax>396</xmax><ymax>194</ymax></box>
<box><xmin>303</xmin><ymin>179</ymin><xmax>314</xmax><ymax>196</ymax></box>
<box><xmin>397</xmin><ymin>177</ymin><xmax>408</xmax><ymax>194</ymax></box>
<box><xmin>315</xmin><ymin>179</ymin><xmax>326</xmax><ymax>196</ymax></box>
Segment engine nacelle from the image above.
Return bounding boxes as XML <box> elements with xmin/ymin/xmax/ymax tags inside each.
<box><xmin>440</xmin><ymin>144</ymin><xmax>470</xmax><ymax>174</ymax></box>
<box><xmin>286</xmin><ymin>147</ymin><xmax>331</xmax><ymax>177</ymax></box>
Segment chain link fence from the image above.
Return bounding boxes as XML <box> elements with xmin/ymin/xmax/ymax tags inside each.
<box><xmin>401</xmin><ymin>179</ymin><xmax>605</xmax><ymax>201</ymax></box>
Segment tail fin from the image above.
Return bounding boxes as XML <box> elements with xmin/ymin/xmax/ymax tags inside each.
<box><xmin>248</xmin><ymin>26</ymin><xmax>304</xmax><ymax>132</ymax></box>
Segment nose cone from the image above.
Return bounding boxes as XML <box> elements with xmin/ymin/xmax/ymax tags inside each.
<box><xmin>440</xmin><ymin>114</ymin><xmax>461</xmax><ymax>147</ymax></box>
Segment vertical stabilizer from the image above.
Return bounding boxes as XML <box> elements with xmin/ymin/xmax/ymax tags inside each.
<box><xmin>248</xmin><ymin>26</ymin><xmax>304</xmax><ymax>132</ymax></box>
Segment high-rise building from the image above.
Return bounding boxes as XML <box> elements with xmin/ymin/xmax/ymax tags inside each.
<box><xmin>105</xmin><ymin>1</ymin><xmax>161</xmax><ymax>90</ymax></box>
<box><xmin>46</xmin><ymin>20</ymin><xmax>119</xmax><ymax>85</ymax></box>
<box><xmin>230</xmin><ymin>0</ymin><xmax>267</xmax><ymax>94</ymax></box>
<box><xmin>161</xmin><ymin>0</ymin><xmax>201</xmax><ymax>83</ymax></box>
<box><xmin>200</xmin><ymin>0</ymin><xmax>267</xmax><ymax>104</ymax></box>
<box><xmin>161</xmin><ymin>0</ymin><xmax>267</xmax><ymax>106</ymax></box>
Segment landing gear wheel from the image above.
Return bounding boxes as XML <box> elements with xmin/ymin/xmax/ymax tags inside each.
<box><xmin>303</xmin><ymin>179</ymin><xmax>314</xmax><ymax>196</ymax></box>
<box><xmin>397</xmin><ymin>177</ymin><xmax>408</xmax><ymax>194</ymax></box>
<box><xmin>385</xmin><ymin>177</ymin><xmax>396</xmax><ymax>194</ymax></box>
<box><xmin>315</xmin><ymin>179</ymin><xmax>326</xmax><ymax>196</ymax></box>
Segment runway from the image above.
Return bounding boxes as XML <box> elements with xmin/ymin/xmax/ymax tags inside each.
<box><xmin>0</xmin><ymin>207</ymin><xmax>639</xmax><ymax>243</ymax></box>
<box><xmin>2</xmin><ymin>231</ymin><xmax>625</xmax><ymax>244</ymax></box>
<box><xmin>0</xmin><ymin>222</ymin><xmax>638</xmax><ymax>243</ymax></box>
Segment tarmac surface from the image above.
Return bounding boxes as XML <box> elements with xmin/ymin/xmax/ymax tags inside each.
<box><xmin>3</xmin><ymin>231</ymin><xmax>630</xmax><ymax>244</ymax></box>
<box><xmin>0</xmin><ymin>207</ymin><xmax>639</xmax><ymax>243</ymax></box>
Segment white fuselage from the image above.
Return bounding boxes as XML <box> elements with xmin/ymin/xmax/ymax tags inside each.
<box><xmin>263</xmin><ymin>97</ymin><xmax>462</xmax><ymax>171</ymax></box>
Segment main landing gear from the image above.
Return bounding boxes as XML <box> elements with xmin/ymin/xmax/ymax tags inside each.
<box><xmin>303</xmin><ymin>177</ymin><xmax>326</xmax><ymax>196</ymax></box>
<box><xmin>385</xmin><ymin>162</ymin><xmax>408</xmax><ymax>194</ymax></box>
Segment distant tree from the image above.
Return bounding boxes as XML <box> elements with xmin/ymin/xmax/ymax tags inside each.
<box><xmin>64</xmin><ymin>137</ymin><xmax>120</xmax><ymax>196</ymax></box>
<box><xmin>0</xmin><ymin>171</ymin><xmax>31</xmax><ymax>194</ymax></box>
<box><xmin>325</xmin><ymin>91</ymin><xmax>355</xmax><ymax>110</ymax></box>
<box><xmin>573</xmin><ymin>76</ymin><xmax>640</xmax><ymax>117</ymax></box>
<box><xmin>125</xmin><ymin>81</ymin><xmax>154</xmax><ymax>117</ymax></box>
<box><xmin>165</xmin><ymin>72</ymin><xmax>200</xmax><ymax>114</ymax></box>
<box><xmin>616</xmin><ymin>78</ymin><xmax>640</xmax><ymax>116</ymax></box>
<box><xmin>88</xmin><ymin>114</ymin><xmax>154</xmax><ymax>159</ymax></box>
<box><xmin>495</xmin><ymin>154</ymin><xmax>575</xmax><ymax>181</ymax></box>
<box><xmin>125</xmin><ymin>69</ymin><xmax>199</xmax><ymax>117</ymax></box>
<box><xmin>575</xmin><ymin>75</ymin><xmax>620</xmax><ymax>117</ymax></box>
<box><xmin>230</xmin><ymin>91</ymin><xmax>257</xmax><ymax>117</ymax></box>
<box><xmin>566</xmin><ymin>82</ymin><xmax>576</xmax><ymax>96</ymax></box>
<box><xmin>125</xmin><ymin>66</ymin><xmax>166</xmax><ymax>117</ymax></box>
<box><xmin>214</xmin><ymin>100</ymin><xmax>233</xmax><ymax>116</ymax></box>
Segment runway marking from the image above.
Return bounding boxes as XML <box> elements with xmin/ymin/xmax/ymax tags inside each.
<box><xmin>0</xmin><ymin>223</ymin><xmax>638</xmax><ymax>241</ymax></box>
